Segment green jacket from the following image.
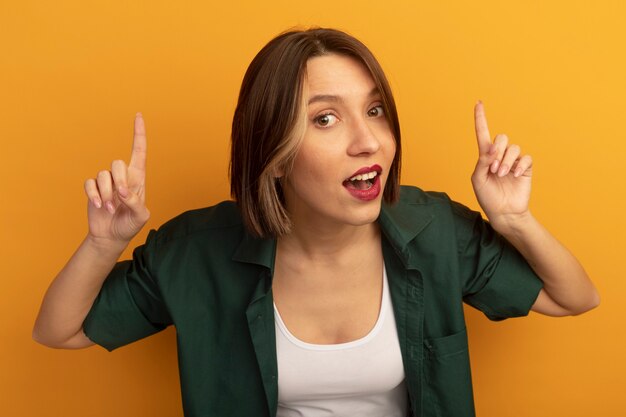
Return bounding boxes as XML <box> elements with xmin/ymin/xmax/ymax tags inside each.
<box><xmin>83</xmin><ymin>186</ymin><xmax>543</xmax><ymax>417</ymax></box>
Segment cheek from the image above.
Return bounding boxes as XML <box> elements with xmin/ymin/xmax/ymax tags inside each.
<box><xmin>293</xmin><ymin>148</ymin><xmax>332</xmax><ymax>177</ymax></box>
<box><xmin>372</xmin><ymin>121</ymin><xmax>395</xmax><ymax>147</ymax></box>
<box><xmin>290</xmin><ymin>158</ymin><xmax>341</xmax><ymax>197</ymax></box>
<box><xmin>379</xmin><ymin>133</ymin><xmax>397</xmax><ymax>160</ymax></box>
<box><xmin>389</xmin><ymin>137</ymin><xmax>396</xmax><ymax>160</ymax></box>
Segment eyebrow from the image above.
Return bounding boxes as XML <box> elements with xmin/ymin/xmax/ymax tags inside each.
<box><xmin>307</xmin><ymin>87</ymin><xmax>381</xmax><ymax>105</ymax></box>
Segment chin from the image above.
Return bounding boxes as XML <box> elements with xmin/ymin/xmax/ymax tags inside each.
<box><xmin>342</xmin><ymin>204</ymin><xmax>382</xmax><ymax>227</ymax></box>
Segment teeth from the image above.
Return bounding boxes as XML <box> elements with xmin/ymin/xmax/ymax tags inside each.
<box><xmin>349</xmin><ymin>171</ymin><xmax>378</xmax><ymax>182</ymax></box>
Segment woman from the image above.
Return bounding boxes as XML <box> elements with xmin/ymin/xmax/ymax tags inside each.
<box><xmin>33</xmin><ymin>28</ymin><xmax>599</xmax><ymax>417</ymax></box>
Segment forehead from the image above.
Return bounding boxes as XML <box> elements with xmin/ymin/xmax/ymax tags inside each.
<box><xmin>305</xmin><ymin>54</ymin><xmax>377</xmax><ymax>98</ymax></box>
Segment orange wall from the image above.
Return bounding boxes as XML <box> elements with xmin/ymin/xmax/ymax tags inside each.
<box><xmin>2</xmin><ymin>1</ymin><xmax>624</xmax><ymax>416</ymax></box>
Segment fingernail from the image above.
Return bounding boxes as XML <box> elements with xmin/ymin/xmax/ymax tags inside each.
<box><xmin>136</xmin><ymin>112</ymin><xmax>143</xmax><ymax>118</ymax></box>
<box><xmin>118</xmin><ymin>186</ymin><xmax>128</xmax><ymax>199</ymax></box>
<box><xmin>491</xmin><ymin>159</ymin><xmax>500</xmax><ymax>174</ymax></box>
<box><xmin>498</xmin><ymin>164</ymin><xmax>509</xmax><ymax>177</ymax></box>
<box><xmin>514</xmin><ymin>167</ymin><xmax>523</xmax><ymax>177</ymax></box>
<box><xmin>106</xmin><ymin>201</ymin><xmax>115</xmax><ymax>214</ymax></box>
<box><xmin>477</xmin><ymin>99</ymin><xmax>482</xmax><ymax>105</ymax></box>
<box><xmin>93</xmin><ymin>198</ymin><xmax>102</xmax><ymax>209</ymax></box>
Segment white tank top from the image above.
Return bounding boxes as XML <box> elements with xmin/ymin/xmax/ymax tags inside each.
<box><xmin>274</xmin><ymin>265</ymin><xmax>408</xmax><ymax>417</ymax></box>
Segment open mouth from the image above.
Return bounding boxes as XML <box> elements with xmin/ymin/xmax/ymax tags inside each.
<box><xmin>342</xmin><ymin>170</ymin><xmax>379</xmax><ymax>190</ymax></box>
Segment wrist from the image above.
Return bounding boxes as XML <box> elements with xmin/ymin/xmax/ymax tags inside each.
<box><xmin>84</xmin><ymin>233</ymin><xmax>130</xmax><ymax>255</ymax></box>
<box><xmin>489</xmin><ymin>210</ymin><xmax>536</xmax><ymax>237</ymax></box>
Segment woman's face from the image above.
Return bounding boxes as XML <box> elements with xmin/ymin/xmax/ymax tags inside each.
<box><xmin>282</xmin><ymin>54</ymin><xmax>396</xmax><ymax>232</ymax></box>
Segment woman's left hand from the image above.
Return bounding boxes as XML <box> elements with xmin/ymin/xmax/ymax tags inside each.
<box><xmin>471</xmin><ymin>101</ymin><xmax>533</xmax><ymax>231</ymax></box>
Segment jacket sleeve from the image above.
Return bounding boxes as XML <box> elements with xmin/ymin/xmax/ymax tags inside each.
<box><xmin>82</xmin><ymin>229</ymin><xmax>173</xmax><ymax>351</ymax></box>
<box><xmin>452</xmin><ymin>200</ymin><xmax>544</xmax><ymax>321</ymax></box>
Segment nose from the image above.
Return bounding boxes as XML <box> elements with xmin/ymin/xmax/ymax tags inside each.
<box><xmin>347</xmin><ymin>117</ymin><xmax>381</xmax><ymax>156</ymax></box>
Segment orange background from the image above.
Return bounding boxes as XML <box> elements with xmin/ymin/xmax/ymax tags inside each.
<box><xmin>2</xmin><ymin>1</ymin><xmax>624</xmax><ymax>416</ymax></box>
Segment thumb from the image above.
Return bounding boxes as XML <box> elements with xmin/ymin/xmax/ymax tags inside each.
<box><xmin>118</xmin><ymin>185</ymin><xmax>150</xmax><ymax>223</ymax></box>
<box><xmin>472</xmin><ymin>144</ymin><xmax>497</xmax><ymax>183</ymax></box>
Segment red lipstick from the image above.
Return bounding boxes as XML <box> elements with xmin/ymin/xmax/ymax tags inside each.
<box><xmin>343</xmin><ymin>164</ymin><xmax>383</xmax><ymax>201</ymax></box>
<box><xmin>347</xmin><ymin>164</ymin><xmax>382</xmax><ymax>179</ymax></box>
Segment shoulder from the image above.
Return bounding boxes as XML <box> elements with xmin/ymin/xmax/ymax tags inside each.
<box><xmin>380</xmin><ymin>185</ymin><xmax>485</xmax><ymax>245</ymax></box>
<box><xmin>149</xmin><ymin>200</ymin><xmax>246</xmax><ymax>246</ymax></box>
<box><xmin>395</xmin><ymin>185</ymin><xmax>480</xmax><ymax>219</ymax></box>
<box><xmin>384</xmin><ymin>185</ymin><xmax>458</xmax><ymax>221</ymax></box>
<box><xmin>396</xmin><ymin>185</ymin><xmax>451</xmax><ymax>206</ymax></box>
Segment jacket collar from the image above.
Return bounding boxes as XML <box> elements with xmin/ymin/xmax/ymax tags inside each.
<box><xmin>232</xmin><ymin>232</ymin><xmax>277</xmax><ymax>271</ymax></box>
<box><xmin>378</xmin><ymin>199</ymin><xmax>434</xmax><ymax>251</ymax></box>
<box><xmin>231</xmin><ymin>194</ymin><xmax>435</xmax><ymax>271</ymax></box>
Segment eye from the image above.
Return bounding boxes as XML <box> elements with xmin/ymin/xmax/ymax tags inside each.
<box><xmin>367</xmin><ymin>105</ymin><xmax>385</xmax><ymax>118</ymax></box>
<box><xmin>314</xmin><ymin>113</ymin><xmax>338</xmax><ymax>128</ymax></box>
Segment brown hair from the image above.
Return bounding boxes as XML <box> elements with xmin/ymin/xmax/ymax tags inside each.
<box><xmin>230</xmin><ymin>27</ymin><xmax>401</xmax><ymax>237</ymax></box>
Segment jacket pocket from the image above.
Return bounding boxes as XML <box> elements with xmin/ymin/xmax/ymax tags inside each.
<box><xmin>422</xmin><ymin>328</ymin><xmax>475</xmax><ymax>417</ymax></box>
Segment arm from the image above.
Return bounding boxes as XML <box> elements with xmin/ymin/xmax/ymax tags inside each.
<box><xmin>33</xmin><ymin>113</ymin><xmax>150</xmax><ymax>348</ymax></box>
<box><xmin>491</xmin><ymin>212</ymin><xmax>598</xmax><ymax>316</ymax></box>
<box><xmin>471</xmin><ymin>102</ymin><xmax>599</xmax><ymax>317</ymax></box>
<box><xmin>32</xmin><ymin>236</ymin><xmax>127</xmax><ymax>348</ymax></box>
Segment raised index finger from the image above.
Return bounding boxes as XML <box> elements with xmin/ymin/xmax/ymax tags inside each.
<box><xmin>474</xmin><ymin>101</ymin><xmax>492</xmax><ymax>155</ymax></box>
<box><xmin>129</xmin><ymin>112</ymin><xmax>147</xmax><ymax>171</ymax></box>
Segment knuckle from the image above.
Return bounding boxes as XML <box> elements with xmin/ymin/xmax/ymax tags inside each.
<box><xmin>111</xmin><ymin>159</ymin><xmax>125</xmax><ymax>169</ymax></box>
<box><xmin>495</xmin><ymin>133</ymin><xmax>508</xmax><ymax>143</ymax></box>
<box><xmin>523</xmin><ymin>155</ymin><xmax>533</xmax><ymax>166</ymax></box>
<box><xmin>97</xmin><ymin>170</ymin><xmax>110</xmax><ymax>179</ymax></box>
<box><xmin>96</xmin><ymin>176</ymin><xmax>112</xmax><ymax>192</ymax></box>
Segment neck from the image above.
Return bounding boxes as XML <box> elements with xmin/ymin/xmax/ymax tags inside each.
<box><xmin>278</xmin><ymin>220</ymin><xmax>380</xmax><ymax>266</ymax></box>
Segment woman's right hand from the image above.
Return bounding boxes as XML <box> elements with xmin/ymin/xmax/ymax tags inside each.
<box><xmin>83</xmin><ymin>113</ymin><xmax>150</xmax><ymax>245</ymax></box>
